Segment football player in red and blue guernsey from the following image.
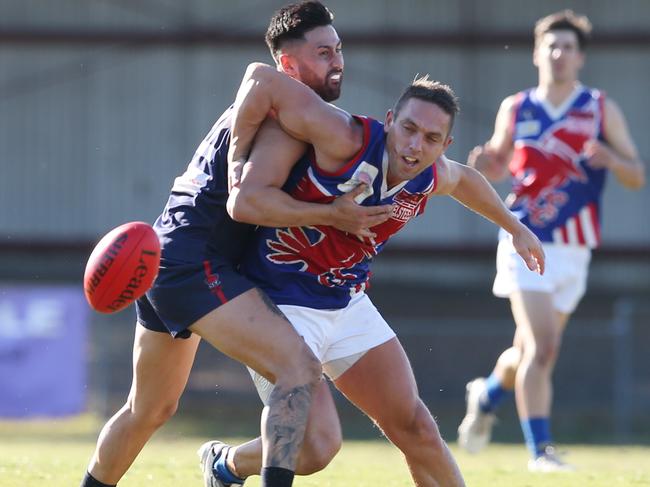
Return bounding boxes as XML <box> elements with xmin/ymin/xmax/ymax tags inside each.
<box><xmin>198</xmin><ymin>61</ymin><xmax>547</xmax><ymax>486</ymax></box>
<box><xmin>458</xmin><ymin>10</ymin><xmax>645</xmax><ymax>472</ymax></box>
<box><xmin>79</xmin><ymin>3</ymin><xmax>394</xmax><ymax>487</ymax></box>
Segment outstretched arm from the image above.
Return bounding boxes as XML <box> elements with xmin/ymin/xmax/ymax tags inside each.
<box><xmin>434</xmin><ymin>156</ymin><xmax>545</xmax><ymax>274</ymax></box>
<box><xmin>227</xmin><ymin>118</ymin><xmax>392</xmax><ymax>237</ymax></box>
<box><xmin>228</xmin><ymin>62</ymin><xmax>360</xmax><ymax>171</ymax></box>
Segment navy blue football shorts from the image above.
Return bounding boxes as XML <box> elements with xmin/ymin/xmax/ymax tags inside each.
<box><xmin>136</xmin><ymin>258</ymin><xmax>256</xmax><ymax>339</ymax></box>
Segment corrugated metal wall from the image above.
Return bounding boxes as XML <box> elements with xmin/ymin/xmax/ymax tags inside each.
<box><xmin>1</xmin><ymin>0</ymin><xmax>648</xmax><ymax>245</ymax></box>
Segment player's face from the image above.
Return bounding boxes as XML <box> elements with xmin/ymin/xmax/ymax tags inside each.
<box><xmin>534</xmin><ymin>30</ymin><xmax>585</xmax><ymax>84</ymax></box>
<box><xmin>280</xmin><ymin>25</ymin><xmax>344</xmax><ymax>102</ymax></box>
<box><xmin>384</xmin><ymin>98</ymin><xmax>453</xmax><ymax>188</ymax></box>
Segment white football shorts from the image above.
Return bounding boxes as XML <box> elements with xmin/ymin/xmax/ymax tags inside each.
<box><xmin>493</xmin><ymin>234</ymin><xmax>591</xmax><ymax>314</ymax></box>
<box><xmin>249</xmin><ymin>292</ymin><xmax>396</xmax><ymax>405</ymax></box>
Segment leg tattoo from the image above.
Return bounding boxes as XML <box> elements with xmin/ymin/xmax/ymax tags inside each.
<box><xmin>264</xmin><ymin>383</ymin><xmax>312</xmax><ymax>470</ymax></box>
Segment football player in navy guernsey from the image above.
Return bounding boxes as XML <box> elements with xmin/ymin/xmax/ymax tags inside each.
<box><xmin>197</xmin><ymin>61</ymin><xmax>546</xmax><ymax>485</ymax></box>
<box><xmin>458</xmin><ymin>10</ymin><xmax>645</xmax><ymax>472</ymax></box>
<box><xmin>79</xmin><ymin>3</ymin><xmax>393</xmax><ymax>487</ymax></box>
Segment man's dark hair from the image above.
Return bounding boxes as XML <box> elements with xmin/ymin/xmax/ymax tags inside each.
<box><xmin>265</xmin><ymin>1</ymin><xmax>334</xmax><ymax>62</ymax></box>
<box><xmin>535</xmin><ymin>10</ymin><xmax>592</xmax><ymax>51</ymax></box>
<box><xmin>393</xmin><ymin>75</ymin><xmax>460</xmax><ymax>135</ymax></box>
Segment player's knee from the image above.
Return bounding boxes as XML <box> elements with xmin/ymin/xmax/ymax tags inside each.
<box><xmin>279</xmin><ymin>344</ymin><xmax>322</xmax><ymax>388</ymax></box>
<box><xmin>128</xmin><ymin>397</ymin><xmax>179</xmax><ymax>429</ymax></box>
<box><xmin>381</xmin><ymin>401</ymin><xmax>443</xmax><ymax>450</ymax></box>
<box><xmin>410</xmin><ymin>403</ymin><xmax>444</xmax><ymax>447</ymax></box>
<box><xmin>148</xmin><ymin>401</ymin><xmax>179</xmax><ymax>428</ymax></box>
<box><xmin>501</xmin><ymin>346</ymin><xmax>523</xmax><ymax>369</ymax></box>
<box><xmin>297</xmin><ymin>424</ymin><xmax>341</xmax><ymax>474</ymax></box>
<box><xmin>532</xmin><ymin>336</ymin><xmax>560</xmax><ymax>368</ymax></box>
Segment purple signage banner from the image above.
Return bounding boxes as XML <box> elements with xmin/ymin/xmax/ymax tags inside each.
<box><xmin>0</xmin><ymin>284</ymin><xmax>88</xmax><ymax>417</ymax></box>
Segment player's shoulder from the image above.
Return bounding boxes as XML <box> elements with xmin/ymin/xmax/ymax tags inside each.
<box><xmin>212</xmin><ymin>104</ymin><xmax>235</xmax><ymax>131</ymax></box>
<box><xmin>580</xmin><ymin>85</ymin><xmax>621</xmax><ymax>116</ymax></box>
<box><xmin>362</xmin><ymin>115</ymin><xmax>386</xmax><ymax>139</ymax></box>
<box><xmin>500</xmin><ymin>89</ymin><xmax>531</xmax><ymax>113</ymax></box>
<box><xmin>428</xmin><ymin>154</ymin><xmax>454</xmax><ymax>195</ymax></box>
<box><xmin>602</xmin><ymin>96</ymin><xmax>626</xmax><ymax>126</ymax></box>
<box><xmin>350</xmin><ymin>115</ymin><xmax>386</xmax><ymax>156</ymax></box>
<box><xmin>581</xmin><ymin>84</ymin><xmax>605</xmax><ymax>97</ymax></box>
<box><xmin>353</xmin><ymin>114</ymin><xmax>383</xmax><ymax>131</ymax></box>
<box><xmin>193</xmin><ymin>105</ymin><xmax>234</xmax><ymax>148</ymax></box>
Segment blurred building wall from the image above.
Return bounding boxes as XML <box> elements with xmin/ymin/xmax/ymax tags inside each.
<box><xmin>1</xmin><ymin>0</ymin><xmax>649</xmax><ymax>246</ymax></box>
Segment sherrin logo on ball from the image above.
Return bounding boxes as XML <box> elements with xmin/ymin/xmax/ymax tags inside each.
<box><xmin>84</xmin><ymin>221</ymin><xmax>161</xmax><ymax>313</ymax></box>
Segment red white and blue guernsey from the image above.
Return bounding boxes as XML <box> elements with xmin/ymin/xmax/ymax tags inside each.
<box><xmin>507</xmin><ymin>84</ymin><xmax>607</xmax><ymax>248</ymax></box>
<box><xmin>240</xmin><ymin>116</ymin><xmax>437</xmax><ymax>309</ymax></box>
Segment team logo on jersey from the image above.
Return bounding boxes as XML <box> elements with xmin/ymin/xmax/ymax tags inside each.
<box><xmin>515</xmin><ymin>120</ymin><xmax>541</xmax><ymax>138</ymax></box>
<box><xmin>265</xmin><ymin>226</ymin><xmax>375</xmax><ymax>288</ymax></box>
<box><xmin>204</xmin><ymin>274</ymin><xmax>221</xmax><ymax>289</ymax></box>
<box><xmin>510</xmin><ymin>118</ymin><xmax>593</xmax><ymax>227</ymax></box>
<box><xmin>391</xmin><ymin>189</ymin><xmax>427</xmax><ymax>223</ymax></box>
<box><xmin>521</xmin><ymin>109</ymin><xmax>535</xmax><ymax>120</ymax></box>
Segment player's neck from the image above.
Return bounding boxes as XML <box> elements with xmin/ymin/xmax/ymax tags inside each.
<box><xmin>386</xmin><ymin>172</ymin><xmax>400</xmax><ymax>190</ymax></box>
<box><xmin>536</xmin><ymin>80</ymin><xmax>581</xmax><ymax>108</ymax></box>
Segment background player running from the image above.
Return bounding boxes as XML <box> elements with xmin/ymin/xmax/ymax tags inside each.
<box><xmin>457</xmin><ymin>9</ymin><xmax>645</xmax><ymax>472</ymax></box>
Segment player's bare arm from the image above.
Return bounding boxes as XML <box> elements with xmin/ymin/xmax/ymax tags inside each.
<box><xmin>227</xmin><ymin>119</ymin><xmax>391</xmax><ymax>237</ymax></box>
<box><xmin>229</xmin><ymin>62</ymin><xmax>362</xmax><ymax>170</ymax></box>
<box><xmin>468</xmin><ymin>95</ymin><xmax>517</xmax><ymax>182</ymax></box>
<box><xmin>584</xmin><ymin>98</ymin><xmax>645</xmax><ymax>189</ymax></box>
<box><xmin>434</xmin><ymin>155</ymin><xmax>545</xmax><ymax>274</ymax></box>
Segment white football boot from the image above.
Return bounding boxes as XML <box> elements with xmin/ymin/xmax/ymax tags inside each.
<box><xmin>528</xmin><ymin>444</ymin><xmax>575</xmax><ymax>472</ymax></box>
<box><xmin>197</xmin><ymin>440</ymin><xmax>244</xmax><ymax>487</ymax></box>
<box><xmin>457</xmin><ymin>377</ymin><xmax>496</xmax><ymax>454</ymax></box>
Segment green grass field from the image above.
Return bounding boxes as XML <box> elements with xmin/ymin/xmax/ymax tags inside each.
<box><xmin>2</xmin><ymin>416</ymin><xmax>649</xmax><ymax>486</ymax></box>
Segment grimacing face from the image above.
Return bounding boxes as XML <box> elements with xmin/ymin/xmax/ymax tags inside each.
<box><xmin>280</xmin><ymin>25</ymin><xmax>343</xmax><ymax>102</ymax></box>
<box><xmin>384</xmin><ymin>97</ymin><xmax>453</xmax><ymax>188</ymax></box>
<box><xmin>534</xmin><ymin>30</ymin><xmax>585</xmax><ymax>84</ymax></box>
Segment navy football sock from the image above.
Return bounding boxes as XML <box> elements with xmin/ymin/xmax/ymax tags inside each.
<box><xmin>261</xmin><ymin>466</ymin><xmax>295</xmax><ymax>487</ymax></box>
<box><xmin>80</xmin><ymin>471</ymin><xmax>116</xmax><ymax>487</ymax></box>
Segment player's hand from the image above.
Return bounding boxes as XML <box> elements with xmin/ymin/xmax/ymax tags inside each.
<box><xmin>467</xmin><ymin>145</ymin><xmax>486</xmax><ymax>170</ymax></box>
<box><xmin>468</xmin><ymin>144</ymin><xmax>496</xmax><ymax>171</ymax></box>
<box><xmin>468</xmin><ymin>144</ymin><xmax>498</xmax><ymax>173</ymax></box>
<box><xmin>510</xmin><ymin>223</ymin><xmax>545</xmax><ymax>275</ymax></box>
<box><xmin>468</xmin><ymin>143</ymin><xmax>509</xmax><ymax>182</ymax></box>
<box><xmin>584</xmin><ymin>139</ymin><xmax>616</xmax><ymax>170</ymax></box>
<box><xmin>228</xmin><ymin>157</ymin><xmax>246</xmax><ymax>192</ymax></box>
<box><xmin>329</xmin><ymin>184</ymin><xmax>393</xmax><ymax>238</ymax></box>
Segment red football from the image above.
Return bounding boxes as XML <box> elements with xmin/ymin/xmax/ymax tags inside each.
<box><xmin>84</xmin><ymin>221</ymin><xmax>161</xmax><ymax>313</ymax></box>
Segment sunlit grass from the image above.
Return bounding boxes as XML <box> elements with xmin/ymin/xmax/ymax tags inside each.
<box><xmin>1</xmin><ymin>416</ymin><xmax>649</xmax><ymax>486</ymax></box>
